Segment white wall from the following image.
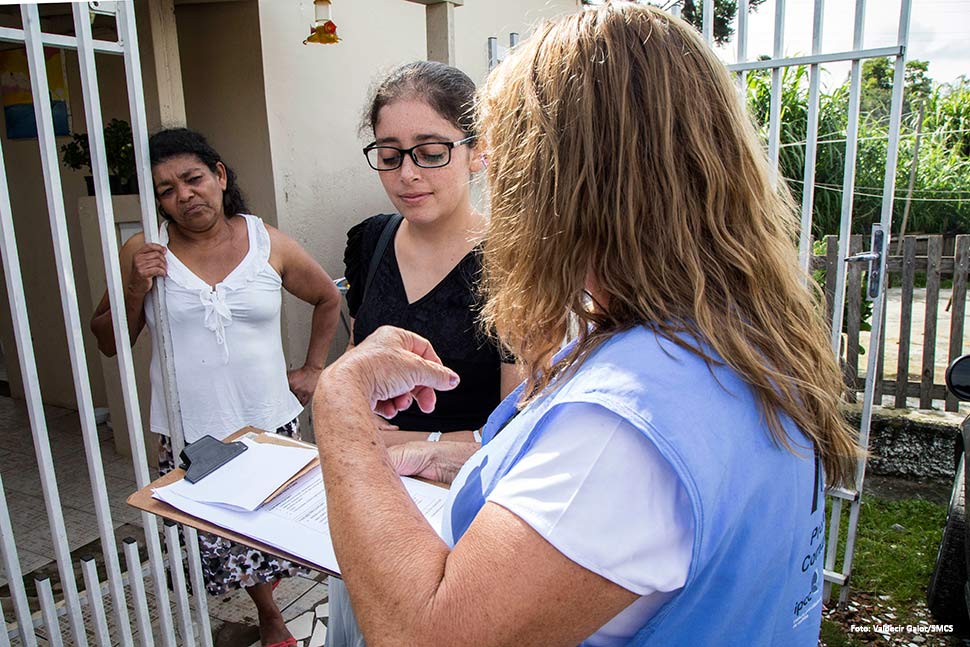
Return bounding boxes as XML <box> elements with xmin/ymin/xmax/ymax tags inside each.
<box><xmin>257</xmin><ymin>0</ymin><xmax>577</xmax><ymax>366</ymax></box>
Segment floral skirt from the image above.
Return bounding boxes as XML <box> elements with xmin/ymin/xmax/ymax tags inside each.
<box><xmin>157</xmin><ymin>419</ymin><xmax>309</xmax><ymax>596</ymax></box>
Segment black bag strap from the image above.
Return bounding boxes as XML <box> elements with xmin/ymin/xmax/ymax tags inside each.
<box><xmin>362</xmin><ymin>214</ymin><xmax>403</xmax><ymax>305</ymax></box>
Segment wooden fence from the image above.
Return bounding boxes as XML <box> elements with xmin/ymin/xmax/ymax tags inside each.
<box><xmin>812</xmin><ymin>234</ymin><xmax>970</xmax><ymax>412</ymax></box>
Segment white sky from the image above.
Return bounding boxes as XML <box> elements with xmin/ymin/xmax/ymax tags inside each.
<box><xmin>715</xmin><ymin>0</ymin><xmax>970</xmax><ymax>86</ymax></box>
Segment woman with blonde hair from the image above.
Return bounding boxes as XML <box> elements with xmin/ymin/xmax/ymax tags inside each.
<box><xmin>312</xmin><ymin>4</ymin><xmax>858</xmax><ymax>646</ymax></box>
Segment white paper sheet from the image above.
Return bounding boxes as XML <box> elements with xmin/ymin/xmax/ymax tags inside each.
<box><xmin>152</xmin><ymin>469</ymin><xmax>448</xmax><ymax>574</ymax></box>
<box><xmin>162</xmin><ymin>438</ymin><xmax>318</xmax><ymax>511</ymax></box>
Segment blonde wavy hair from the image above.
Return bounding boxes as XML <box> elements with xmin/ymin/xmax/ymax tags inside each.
<box><xmin>478</xmin><ymin>2</ymin><xmax>858</xmax><ymax>487</ymax></box>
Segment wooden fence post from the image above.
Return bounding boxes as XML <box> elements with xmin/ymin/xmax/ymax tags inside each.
<box><xmin>895</xmin><ymin>237</ymin><xmax>917</xmax><ymax>407</ymax></box>
<box><xmin>844</xmin><ymin>235</ymin><xmax>864</xmax><ymax>399</ymax></box>
<box><xmin>920</xmin><ymin>237</ymin><xmax>943</xmax><ymax>409</ymax></box>
<box><xmin>946</xmin><ymin>236</ymin><xmax>970</xmax><ymax>411</ymax></box>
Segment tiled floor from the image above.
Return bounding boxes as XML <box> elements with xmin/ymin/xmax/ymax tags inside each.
<box><xmin>0</xmin><ymin>395</ymin><xmax>333</xmax><ymax>644</ymax></box>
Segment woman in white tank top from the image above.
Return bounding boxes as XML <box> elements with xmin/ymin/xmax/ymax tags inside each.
<box><xmin>90</xmin><ymin>128</ymin><xmax>341</xmax><ymax>647</ymax></box>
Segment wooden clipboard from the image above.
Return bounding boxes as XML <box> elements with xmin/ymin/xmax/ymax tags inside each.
<box><xmin>126</xmin><ymin>427</ymin><xmax>332</xmax><ymax>575</ymax></box>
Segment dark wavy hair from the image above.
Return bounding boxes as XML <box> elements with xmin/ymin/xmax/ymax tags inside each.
<box><xmin>361</xmin><ymin>61</ymin><xmax>477</xmax><ymax>138</ymax></box>
<box><xmin>148</xmin><ymin>128</ymin><xmax>248</xmax><ymax>221</ymax></box>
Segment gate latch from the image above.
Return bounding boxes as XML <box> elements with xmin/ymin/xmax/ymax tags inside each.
<box><xmin>844</xmin><ymin>224</ymin><xmax>886</xmax><ymax>301</ymax></box>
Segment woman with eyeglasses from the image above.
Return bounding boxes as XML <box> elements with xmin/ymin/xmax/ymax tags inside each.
<box><xmin>344</xmin><ymin>61</ymin><xmax>520</xmax><ymax>444</ymax></box>
<box><xmin>327</xmin><ymin>61</ymin><xmax>521</xmax><ymax>647</ymax></box>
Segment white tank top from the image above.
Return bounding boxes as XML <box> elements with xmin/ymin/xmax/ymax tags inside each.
<box><xmin>145</xmin><ymin>214</ymin><xmax>303</xmax><ymax>443</ymax></box>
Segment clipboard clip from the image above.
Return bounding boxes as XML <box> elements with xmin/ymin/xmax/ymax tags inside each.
<box><xmin>179</xmin><ymin>435</ymin><xmax>248</xmax><ymax>484</ymax></box>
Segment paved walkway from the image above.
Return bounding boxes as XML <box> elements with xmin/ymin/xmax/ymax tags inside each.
<box><xmin>0</xmin><ymin>395</ymin><xmax>331</xmax><ymax>645</ymax></box>
<box><xmin>861</xmin><ymin>287</ymin><xmax>970</xmax><ymax>412</ymax></box>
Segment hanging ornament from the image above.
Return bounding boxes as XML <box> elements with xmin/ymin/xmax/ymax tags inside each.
<box><xmin>304</xmin><ymin>0</ymin><xmax>340</xmax><ymax>45</ymax></box>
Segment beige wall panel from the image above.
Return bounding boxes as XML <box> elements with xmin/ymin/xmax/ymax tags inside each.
<box><xmin>135</xmin><ymin>0</ymin><xmax>164</xmax><ymax>132</ymax></box>
<box><xmin>175</xmin><ymin>0</ymin><xmax>278</xmax><ymax>226</ymax></box>
<box><xmin>257</xmin><ymin>0</ymin><xmax>426</xmax><ymax>366</ymax></box>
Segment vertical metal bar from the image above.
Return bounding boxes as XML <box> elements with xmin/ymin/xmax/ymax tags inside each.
<box><xmin>509</xmin><ymin>32</ymin><xmax>518</xmax><ymax>47</ymax></box>
<box><xmin>702</xmin><ymin>0</ymin><xmax>713</xmax><ymax>43</ymax></box>
<box><xmin>0</xmin><ymin>476</ymin><xmax>36</xmax><ymax>647</ymax></box>
<box><xmin>164</xmin><ymin>523</ymin><xmax>196</xmax><ymax>645</ymax></box>
<box><xmin>117</xmin><ymin>1</ymin><xmax>186</xmax><ymax>458</ymax></box>
<box><xmin>840</xmin><ymin>2</ymin><xmax>912</xmax><ymax>601</ymax></box>
<box><xmin>487</xmin><ymin>36</ymin><xmax>498</xmax><ymax>70</ymax></box>
<box><xmin>846</xmin><ymin>228</ymin><xmax>890</xmax><ymax>595</ymax></box>
<box><xmin>65</xmin><ymin>6</ymin><xmax>139</xmax><ymax>643</ymax></box>
<box><xmin>877</xmin><ymin>0</ymin><xmax>913</xmax><ymax>247</ymax></box>
<box><xmin>829</xmin><ymin>0</ymin><xmax>867</xmax><ymax>358</ymax></box>
<box><xmin>767</xmin><ymin>0</ymin><xmax>786</xmax><ymax>171</ymax></box>
<box><xmin>822</xmin><ymin>497</ymin><xmax>843</xmax><ymax>602</ymax></box>
<box><xmin>735</xmin><ymin>0</ymin><xmax>748</xmax><ymax>89</ymax></box>
<box><xmin>837</xmin><ymin>499</ymin><xmax>863</xmax><ymax>604</ymax></box>
<box><xmin>17</xmin><ymin>9</ymin><xmax>92</xmax><ymax>645</ymax></box>
<box><xmin>81</xmin><ymin>557</ymin><xmax>112</xmax><ymax>646</ymax></box>
<box><xmin>123</xmin><ymin>539</ymin><xmax>155</xmax><ymax>647</ymax></box>
<box><xmin>0</xmin><ymin>609</ymin><xmax>8</xmax><ymax>647</ymax></box>
<box><xmin>184</xmin><ymin>528</ymin><xmax>214</xmax><ymax>647</ymax></box>
<box><xmin>798</xmin><ymin>0</ymin><xmax>825</xmax><ymax>272</ymax></box>
<box><xmin>117</xmin><ymin>0</ymin><xmax>182</xmax><ymax>444</ymax></box>
<box><xmin>873</xmin><ymin>295</ymin><xmax>889</xmax><ymax>403</ymax></box>
<box><xmin>37</xmin><ymin>578</ymin><xmax>66</xmax><ymax>647</ymax></box>
<box><xmin>114</xmin><ymin>5</ymin><xmax>182</xmax><ymax>643</ymax></box>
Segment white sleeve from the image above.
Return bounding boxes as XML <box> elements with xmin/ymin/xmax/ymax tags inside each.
<box><xmin>486</xmin><ymin>402</ymin><xmax>694</xmax><ymax>596</ymax></box>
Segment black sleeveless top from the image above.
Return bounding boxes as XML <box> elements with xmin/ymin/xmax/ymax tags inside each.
<box><xmin>344</xmin><ymin>214</ymin><xmax>509</xmax><ymax>432</ymax></box>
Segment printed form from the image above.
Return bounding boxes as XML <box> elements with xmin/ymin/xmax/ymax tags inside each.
<box><xmin>153</xmin><ymin>469</ymin><xmax>448</xmax><ymax>574</ymax></box>
<box><xmin>164</xmin><ymin>438</ymin><xmax>317</xmax><ymax>511</ymax></box>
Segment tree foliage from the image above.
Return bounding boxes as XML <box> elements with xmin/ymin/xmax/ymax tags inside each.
<box><xmin>678</xmin><ymin>0</ymin><xmax>767</xmax><ymax>45</ymax></box>
<box><xmin>860</xmin><ymin>58</ymin><xmax>933</xmax><ymax>119</ymax></box>
<box><xmin>745</xmin><ymin>61</ymin><xmax>970</xmax><ymax>237</ymax></box>
<box><xmin>583</xmin><ymin>0</ymin><xmax>766</xmax><ymax>45</ymax></box>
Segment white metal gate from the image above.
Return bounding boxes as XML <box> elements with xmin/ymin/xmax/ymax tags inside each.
<box><xmin>708</xmin><ymin>0</ymin><xmax>914</xmax><ymax>603</ymax></box>
<box><xmin>0</xmin><ymin>1</ymin><xmax>920</xmax><ymax>643</ymax></box>
<box><xmin>0</xmin><ymin>2</ymin><xmax>210</xmax><ymax>644</ymax></box>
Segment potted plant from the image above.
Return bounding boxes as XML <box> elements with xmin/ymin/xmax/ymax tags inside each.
<box><xmin>60</xmin><ymin>118</ymin><xmax>137</xmax><ymax>196</ymax></box>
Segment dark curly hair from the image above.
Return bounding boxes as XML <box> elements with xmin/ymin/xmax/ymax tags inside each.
<box><xmin>362</xmin><ymin>61</ymin><xmax>477</xmax><ymax>139</ymax></box>
<box><xmin>148</xmin><ymin>128</ymin><xmax>248</xmax><ymax>221</ymax></box>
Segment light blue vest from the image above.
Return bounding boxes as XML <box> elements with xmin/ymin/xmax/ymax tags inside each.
<box><xmin>444</xmin><ymin>327</ymin><xmax>825</xmax><ymax>647</ymax></box>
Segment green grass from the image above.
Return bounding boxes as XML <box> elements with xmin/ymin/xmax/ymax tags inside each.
<box><xmin>822</xmin><ymin>495</ymin><xmax>949</xmax><ymax>643</ymax></box>
<box><xmin>847</xmin><ymin>497</ymin><xmax>946</xmax><ymax>603</ymax></box>
<box><xmin>820</xmin><ymin>618</ymin><xmax>865</xmax><ymax>647</ymax></box>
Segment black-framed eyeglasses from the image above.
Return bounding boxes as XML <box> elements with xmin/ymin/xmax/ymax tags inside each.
<box><xmin>362</xmin><ymin>136</ymin><xmax>475</xmax><ymax>171</ymax></box>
